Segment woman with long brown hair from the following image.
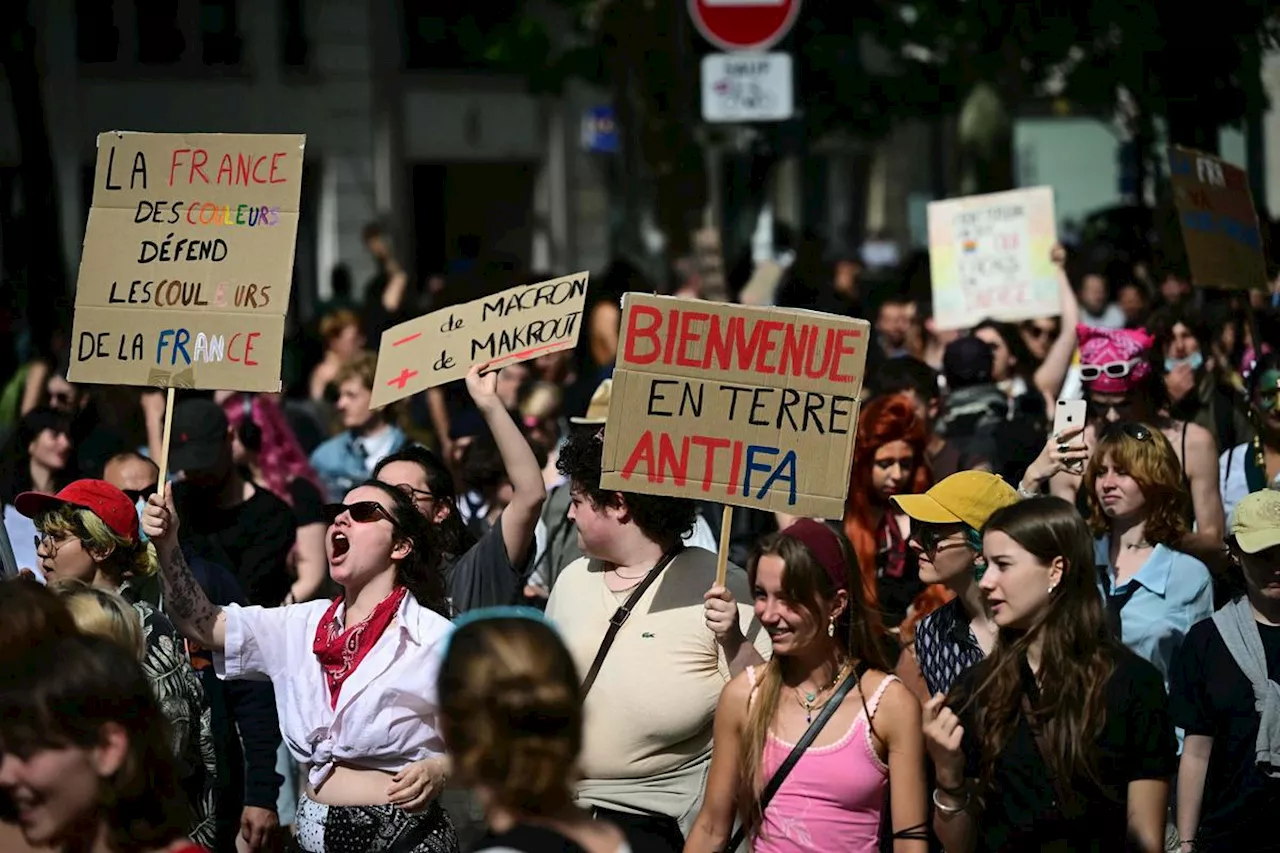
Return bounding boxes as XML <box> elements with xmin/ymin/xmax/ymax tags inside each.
<box><xmin>685</xmin><ymin>520</ymin><xmax>928</xmax><ymax>853</ymax></box>
<box><xmin>923</xmin><ymin>497</ymin><xmax>1175</xmax><ymax>852</ymax></box>
<box><xmin>843</xmin><ymin>394</ymin><xmax>932</xmax><ymax>637</ymax></box>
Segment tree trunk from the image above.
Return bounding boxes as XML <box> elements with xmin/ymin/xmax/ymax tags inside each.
<box><xmin>0</xmin><ymin>1</ymin><xmax>69</xmax><ymax>343</ymax></box>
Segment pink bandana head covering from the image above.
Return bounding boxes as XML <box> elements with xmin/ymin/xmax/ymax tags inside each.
<box><xmin>1078</xmin><ymin>325</ymin><xmax>1155</xmax><ymax>393</ymax></box>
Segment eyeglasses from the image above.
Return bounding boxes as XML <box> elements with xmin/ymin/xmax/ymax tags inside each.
<box><xmin>123</xmin><ymin>485</ymin><xmax>159</xmax><ymax>503</ymax></box>
<box><xmin>322</xmin><ymin>501</ymin><xmax>400</xmax><ymax>529</ymax></box>
<box><xmin>1022</xmin><ymin>324</ymin><xmax>1058</xmax><ymax>340</ymax></box>
<box><xmin>1079</xmin><ymin>358</ymin><xmax>1142</xmax><ymax>382</ymax></box>
<box><xmin>1099</xmin><ymin>422</ymin><xmax>1152</xmax><ymax>442</ymax></box>
<box><xmin>33</xmin><ymin>532</ymin><xmax>75</xmax><ymax>557</ymax></box>
<box><xmin>393</xmin><ymin>483</ymin><xmax>435</xmax><ymax>504</ymax></box>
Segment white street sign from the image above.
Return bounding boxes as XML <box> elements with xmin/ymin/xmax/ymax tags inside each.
<box><xmin>701</xmin><ymin>53</ymin><xmax>793</xmax><ymax>123</ymax></box>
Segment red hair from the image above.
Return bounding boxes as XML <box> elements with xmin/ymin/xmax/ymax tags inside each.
<box><xmin>842</xmin><ymin>393</ymin><xmax>930</xmax><ymax>617</ymax></box>
<box><xmin>222</xmin><ymin>393</ymin><xmax>324</xmax><ymax>506</ymax></box>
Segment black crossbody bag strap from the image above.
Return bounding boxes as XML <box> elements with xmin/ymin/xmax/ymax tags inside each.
<box><xmin>724</xmin><ymin>664</ymin><xmax>866</xmax><ymax>852</ymax></box>
<box><xmin>580</xmin><ymin>545</ymin><xmax>684</xmax><ymax>697</ymax></box>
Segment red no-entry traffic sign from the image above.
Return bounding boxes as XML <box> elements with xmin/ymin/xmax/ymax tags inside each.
<box><xmin>688</xmin><ymin>0</ymin><xmax>801</xmax><ymax>52</ymax></box>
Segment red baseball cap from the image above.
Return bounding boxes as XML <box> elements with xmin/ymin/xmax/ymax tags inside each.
<box><xmin>15</xmin><ymin>479</ymin><xmax>141</xmax><ymax>543</ymax></box>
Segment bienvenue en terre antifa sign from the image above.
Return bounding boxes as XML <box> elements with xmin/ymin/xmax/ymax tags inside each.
<box><xmin>68</xmin><ymin>132</ymin><xmax>305</xmax><ymax>393</ymax></box>
<box><xmin>602</xmin><ymin>294</ymin><xmax>869</xmax><ymax>518</ymax></box>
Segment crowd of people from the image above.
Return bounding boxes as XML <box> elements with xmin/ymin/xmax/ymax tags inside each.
<box><xmin>1</xmin><ymin>223</ymin><xmax>1280</xmax><ymax>853</ymax></box>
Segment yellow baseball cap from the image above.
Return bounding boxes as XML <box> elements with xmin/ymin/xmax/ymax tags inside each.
<box><xmin>891</xmin><ymin>470</ymin><xmax>1020</xmax><ymax>530</ymax></box>
<box><xmin>1230</xmin><ymin>490</ymin><xmax>1280</xmax><ymax>554</ymax></box>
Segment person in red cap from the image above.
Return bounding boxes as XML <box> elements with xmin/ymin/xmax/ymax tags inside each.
<box><xmin>16</xmin><ymin>479</ymin><xmax>218</xmax><ymax>849</ymax></box>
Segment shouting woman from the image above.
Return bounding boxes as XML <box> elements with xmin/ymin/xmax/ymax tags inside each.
<box><xmin>142</xmin><ymin>476</ymin><xmax>459</xmax><ymax>853</ymax></box>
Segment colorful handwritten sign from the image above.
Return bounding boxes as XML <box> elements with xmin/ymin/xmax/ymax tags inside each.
<box><xmin>927</xmin><ymin>187</ymin><xmax>1059</xmax><ymax>331</ymax></box>
<box><xmin>369</xmin><ymin>271</ymin><xmax>590</xmax><ymax>409</ymax></box>
<box><xmin>600</xmin><ymin>294</ymin><xmax>869</xmax><ymax>517</ymax></box>
<box><xmin>68</xmin><ymin>132</ymin><xmax>305</xmax><ymax>392</ymax></box>
<box><xmin>1169</xmin><ymin>147</ymin><xmax>1266</xmax><ymax>291</ymax></box>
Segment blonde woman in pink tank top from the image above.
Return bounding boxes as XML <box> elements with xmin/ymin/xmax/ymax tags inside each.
<box><xmin>684</xmin><ymin>520</ymin><xmax>929</xmax><ymax>853</ymax></box>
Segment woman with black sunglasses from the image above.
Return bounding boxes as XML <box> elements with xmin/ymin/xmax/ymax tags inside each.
<box><xmin>142</xmin><ymin>479</ymin><xmax>460</xmax><ymax>853</ymax></box>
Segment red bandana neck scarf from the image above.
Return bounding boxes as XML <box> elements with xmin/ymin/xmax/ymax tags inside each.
<box><xmin>313</xmin><ymin>586</ymin><xmax>408</xmax><ymax>708</ymax></box>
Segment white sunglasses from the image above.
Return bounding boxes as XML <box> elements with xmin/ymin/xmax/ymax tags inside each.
<box><xmin>1080</xmin><ymin>357</ymin><xmax>1141</xmax><ymax>382</ymax></box>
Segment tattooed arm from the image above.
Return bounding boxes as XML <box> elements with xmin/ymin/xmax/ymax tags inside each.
<box><xmin>142</xmin><ymin>490</ymin><xmax>228</xmax><ymax>650</ymax></box>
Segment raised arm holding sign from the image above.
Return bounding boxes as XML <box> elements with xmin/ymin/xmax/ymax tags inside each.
<box><xmin>67</xmin><ymin>130</ymin><xmax>305</xmax><ymax>489</ymax></box>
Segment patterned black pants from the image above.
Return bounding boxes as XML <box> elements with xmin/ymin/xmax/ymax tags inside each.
<box><xmin>295</xmin><ymin>794</ymin><xmax>458</xmax><ymax>853</ymax></box>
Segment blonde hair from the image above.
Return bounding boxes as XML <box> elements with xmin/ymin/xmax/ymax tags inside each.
<box><xmin>36</xmin><ymin>504</ymin><xmax>157</xmax><ymax>584</ymax></box>
<box><xmin>50</xmin><ymin>579</ymin><xmax>145</xmax><ymax>661</ymax></box>
<box><xmin>438</xmin><ymin>616</ymin><xmax>581</xmax><ymax>816</ymax></box>
<box><xmin>520</xmin><ymin>382</ymin><xmax>563</xmax><ymax>422</ymax></box>
<box><xmin>335</xmin><ymin>350</ymin><xmax>379</xmax><ymax>390</ymax></box>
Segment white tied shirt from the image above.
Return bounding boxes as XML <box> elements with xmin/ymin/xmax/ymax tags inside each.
<box><xmin>215</xmin><ymin>592</ymin><xmax>452</xmax><ymax>789</ymax></box>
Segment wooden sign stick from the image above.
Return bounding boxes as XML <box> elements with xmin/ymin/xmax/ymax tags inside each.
<box><xmin>155</xmin><ymin>387</ymin><xmax>176</xmax><ymax>501</ymax></box>
<box><xmin>715</xmin><ymin>505</ymin><xmax>734</xmax><ymax>587</ymax></box>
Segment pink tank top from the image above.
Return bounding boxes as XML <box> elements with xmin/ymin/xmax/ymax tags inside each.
<box><xmin>746</xmin><ymin>666</ymin><xmax>895</xmax><ymax>853</ymax></box>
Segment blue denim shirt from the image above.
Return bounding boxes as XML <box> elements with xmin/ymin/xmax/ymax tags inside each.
<box><xmin>309</xmin><ymin>425</ymin><xmax>408</xmax><ymax>502</ymax></box>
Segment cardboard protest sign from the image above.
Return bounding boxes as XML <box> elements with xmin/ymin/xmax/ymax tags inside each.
<box><xmin>691</xmin><ymin>227</ymin><xmax>728</xmax><ymax>301</ymax></box>
<box><xmin>1169</xmin><ymin>147</ymin><xmax>1266</xmax><ymax>291</ymax></box>
<box><xmin>369</xmin><ymin>272</ymin><xmax>589</xmax><ymax>409</ymax></box>
<box><xmin>600</xmin><ymin>294</ymin><xmax>869</xmax><ymax>518</ymax></box>
<box><xmin>927</xmin><ymin>187</ymin><xmax>1059</xmax><ymax>331</ymax></box>
<box><xmin>68</xmin><ymin>131</ymin><xmax>305</xmax><ymax>392</ymax></box>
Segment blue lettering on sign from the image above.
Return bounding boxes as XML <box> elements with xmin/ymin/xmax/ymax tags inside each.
<box><xmin>1180</xmin><ymin>211</ymin><xmax>1262</xmax><ymax>250</ymax></box>
<box><xmin>156</xmin><ymin>329</ymin><xmax>193</xmax><ymax>366</ymax></box>
<box><xmin>742</xmin><ymin>445</ymin><xmax>799</xmax><ymax>505</ymax></box>
<box><xmin>1170</xmin><ymin>151</ymin><xmax>1193</xmax><ymax>177</ymax></box>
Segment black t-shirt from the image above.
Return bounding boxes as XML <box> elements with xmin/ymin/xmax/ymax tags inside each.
<box><xmin>953</xmin><ymin>646</ymin><xmax>1177</xmax><ymax>852</ymax></box>
<box><xmin>444</xmin><ymin>514</ymin><xmax>534</xmax><ymax>616</ymax></box>
<box><xmin>1170</xmin><ymin>616</ymin><xmax>1280</xmax><ymax>851</ymax></box>
<box><xmin>174</xmin><ymin>481</ymin><xmax>297</xmax><ymax>607</ymax></box>
<box><xmin>288</xmin><ymin>477</ymin><xmax>325</xmax><ymax>528</ymax></box>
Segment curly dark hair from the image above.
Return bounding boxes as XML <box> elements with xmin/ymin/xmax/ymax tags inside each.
<box><xmin>356</xmin><ymin>480</ymin><xmax>450</xmax><ymax>618</ymax></box>
<box><xmin>555</xmin><ymin>428</ymin><xmax>698</xmax><ymax>549</ymax></box>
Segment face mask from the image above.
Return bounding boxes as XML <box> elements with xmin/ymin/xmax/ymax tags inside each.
<box><xmin>1165</xmin><ymin>352</ymin><xmax>1203</xmax><ymax>373</ymax></box>
<box><xmin>135</xmin><ymin>498</ymin><xmax>150</xmax><ymax>543</ymax></box>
